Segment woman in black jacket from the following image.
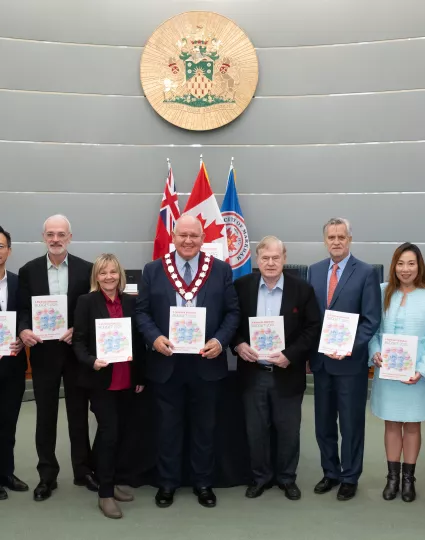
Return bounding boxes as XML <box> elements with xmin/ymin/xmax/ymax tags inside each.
<box><xmin>73</xmin><ymin>253</ymin><xmax>144</xmax><ymax>519</ymax></box>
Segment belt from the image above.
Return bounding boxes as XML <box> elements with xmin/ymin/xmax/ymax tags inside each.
<box><xmin>255</xmin><ymin>363</ymin><xmax>274</xmax><ymax>372</ymax></box>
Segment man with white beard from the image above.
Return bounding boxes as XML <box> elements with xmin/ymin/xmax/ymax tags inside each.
<box><xmin>19</xmin><ymin>215</ymin><xmax>97</xmax><ymax>501</ymax></box>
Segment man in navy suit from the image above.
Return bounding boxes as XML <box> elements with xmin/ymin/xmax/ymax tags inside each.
<box><xmin>135</xmin><ymin>215</ymin><xmax>239</xmax><ymax>508</ymax></box>
<box><xmin>308</xmin><ymin>218</ymin><xmax>381</xmax><ymax>501</ymax></box>
<box><xmin>0</xmin><ymin>226</ymin><xmax>28</xmax><ymax>500</ymax></box>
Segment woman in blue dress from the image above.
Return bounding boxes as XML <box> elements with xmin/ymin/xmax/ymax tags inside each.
<box><xmin>369</xmin><ymin>243</ymin><xmax>425</xmax><ymax>503</ymax></box>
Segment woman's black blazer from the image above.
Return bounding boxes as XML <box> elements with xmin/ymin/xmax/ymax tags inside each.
<box><xmin>73</xmin><ymin>290</ymin><xmax>145</xmax><ymax>390</ymax></box>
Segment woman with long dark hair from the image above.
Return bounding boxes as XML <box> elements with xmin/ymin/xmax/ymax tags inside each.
<box><xmin>369</xmin><ymin>242</ymin><xmax>425</xmax><ymax>503</ymax></box>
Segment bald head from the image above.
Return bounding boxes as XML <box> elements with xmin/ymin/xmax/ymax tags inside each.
<box><xmin>172</xmin><ymin>214</ymin><xmax>205</xmax><ymax>261</ymax></box>
<box><xmin>174</xmin><ymin>214</ymin><xmax>203</xmax><ymax>236</ymax></box>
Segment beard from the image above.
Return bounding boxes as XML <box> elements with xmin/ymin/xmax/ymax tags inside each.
<box><xmin>48</xmin><ymin>245</ymin><xmax>66</xmax><ymax>255</ymax></box>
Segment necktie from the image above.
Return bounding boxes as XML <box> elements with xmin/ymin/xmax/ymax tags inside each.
<box><xmin>183</xmin><ymin>262</ymin><xmax>192</xmax><ymax>286</ymax></box>
<box><xmin>327</xmin><ymin>264</ymin><xmax>339</xmax><ymax>307</ymax></box>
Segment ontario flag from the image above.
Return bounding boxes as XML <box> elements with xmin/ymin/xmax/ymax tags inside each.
<box><xmin>221</xmin><ymin>162</ymin><xmax>252</xmax><ymax>279</ymax></box>
<box><xmin>183</xmin><ymin>161</ymin><xmax>229</xmax><ymax>262</ymax></box>
<box><xmin>152</xmin><ymin>161</ymin><xmax>180</xmax><ymax>260</ymax></box>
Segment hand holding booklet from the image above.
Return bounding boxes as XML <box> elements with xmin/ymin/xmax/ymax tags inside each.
<box><xmin>248</xmin><ymin>316</ymin><xmax>285</xmax><ymax>359</ymax></box>
<box><xmin>0</xmin><ymin>311</ymin><xmax>16</xmax><ymax>355</ymax></box>
<box><xmin>32</xmin><ymin>295</ymin><xmax>68</xmax><ymax>341</ymax></box>
<box><xmin>169</xmin><ymin>306</ymin><xmax>206</xmax><ymax>354</ymax></box>
<box><xmin>318</xmin><ymin>310</ymin><xmax>359</xmax><ymax>356</ymax></box>
<box><xmin>95</xmin><ymin>317</ymin><xmax>133</xmax><ymax>363</ymax></box>
<box><xmin>379</xmin><ymin>334</ymin><xmax>418</xmax><ymax>382</ymax></box>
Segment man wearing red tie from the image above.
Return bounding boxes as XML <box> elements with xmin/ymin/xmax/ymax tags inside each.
<box><xmin>308</xmin><ymin>218</ymin><xmax>381</xmax><ymax>501</ymax></box>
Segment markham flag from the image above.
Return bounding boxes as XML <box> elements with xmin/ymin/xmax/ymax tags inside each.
<box><xmin>183</xmin><ymin>162</ymin><xmax>229</xmax><ymax>262</ymax></box>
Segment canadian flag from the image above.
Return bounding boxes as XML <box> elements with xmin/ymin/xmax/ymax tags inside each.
<box><xmin>184</xmin><ymin>162</ymin><xmax>229</xmax><ymax>261</ymax></box>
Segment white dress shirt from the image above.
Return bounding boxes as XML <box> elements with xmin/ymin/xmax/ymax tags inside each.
<box><xmin>0</xmin><ymin>270</ymin><xmax>7</xmax><ymax>311</ymax></box>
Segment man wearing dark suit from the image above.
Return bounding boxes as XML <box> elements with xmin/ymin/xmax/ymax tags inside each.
<box><xmin>0</xmin><ymin>226</ymin><xmax>28</xmax><ymax>500</ymax></box>
<box><xmin>308</xmin><ymin>218</ymin><xmax>381</xmax><ymax>501</ymax></box>
<box><xmin>232</xmin><ymin>236</ymin><xmax>321</xmax><ymax>500</ymax></box>
<box><xmin>135</xmin><ymin>215</ymin><xmax>239</xmax><ymax>508</ymax></box>
<box><xmin>18</xmin><ymin>215</ymin><xmax>97</xmax><ymax>501</ymax></box>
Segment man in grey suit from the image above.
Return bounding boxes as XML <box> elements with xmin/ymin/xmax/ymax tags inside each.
<box><xmin>308</xmin><ymin>218</ymin><xmax>381</xmax><ymax>501</ymax></box>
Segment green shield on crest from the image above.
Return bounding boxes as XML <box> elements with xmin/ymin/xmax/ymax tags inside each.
<box><xmin>185</xmin><ymin>60</ymin><xmax>214</xmax><ymax>81</ymax></box>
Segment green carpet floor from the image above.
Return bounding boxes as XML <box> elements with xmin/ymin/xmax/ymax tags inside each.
<box><xmin>0</xmin><ymin>395</ymin><xmax>423</xmax><ymax>540</ymax></box>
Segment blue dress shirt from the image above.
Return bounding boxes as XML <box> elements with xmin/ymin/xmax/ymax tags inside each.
<box><xmin>47</xmin><ymin>253</ymin><xmax>69</xmax><ymax>296</ymax></box>
<box><xmin>256</xmin><ymin>274</ymin><xmax>284</xmax><ymax>364</ymax></box>
<box><xmin>174</xmin><ymin>252</ymin><xmax>200</xmax><ymax>307</ymax></box>
<box><xmin>326</xmin><ymin>253</ymin><xmax>351</xmax><ymax>299</ymax></box>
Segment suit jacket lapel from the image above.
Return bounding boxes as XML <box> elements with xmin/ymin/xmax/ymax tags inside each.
<box><xmin>329</xmin><ymin>256</ymin><xmax>356</xmax><ymax>309</ymax></box>
<box><xmin>196</xmin><ymin>257</ymin><xmax>213</xmax><ymax>307</ymax></box>
<box><xmin>281</xmin><ymin>274</ymin><xmax>295</xmax><ymax>317</ymax></box>
<box><xmin>161</xmin><ymin>269</ymin><xmax>177</xmax><ymax>307</ymax></box>
<box><xmin>94</xmin><ymin>291</ymin><xmax>111</xmax><ymax>319</ymax></box>
<box><xmin>249</xmin><ymin>273</ymin><xmax>261</xmax><ymax>317</ymax></box>
<box><xmin>39</xmin><ymin>256</ymin><xmax>50</xmax><ymax>296</ymax></box>
<box><xmin>67</xmin><ymin>253</ymin><xmax>76</xmax><ymax>298</ymax></box>
<box><xmin>6</xmin><ymin>271</ymin><xmax>15</xmax><ymax>311</ymax></box>
<box><xmin>317</xmin><ymin>259</ymin><xmax>330</xmax><ymax>310</ymax></box>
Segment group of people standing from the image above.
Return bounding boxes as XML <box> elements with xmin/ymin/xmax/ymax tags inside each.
<box><xmin>0</xmin><ymin>213</ymin><xmax>424</xmax><ymax>520</ymax></box>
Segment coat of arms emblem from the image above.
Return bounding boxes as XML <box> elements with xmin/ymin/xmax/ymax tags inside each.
<box><xmin>141</xmin><ymin>12</ymin><xmax>258</xmax><ymax>131</ymax></box>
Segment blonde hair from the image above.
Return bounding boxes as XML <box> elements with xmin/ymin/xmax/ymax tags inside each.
<box><xmin>256</xmin><ymin>236</ymin><xmax>287</xmax><ymax>256</ymax></box>
<box><xmin>90</xmin><ymin>253</ymin><xmax>127</xmax><ymax>294</ymax></box>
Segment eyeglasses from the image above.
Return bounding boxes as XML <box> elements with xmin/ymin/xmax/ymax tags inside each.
<box><xmin>44</xmin><ymin>232</ymin><xmax>69</xmax><ymax>239</ymax></box>
<box><xmin>0</xmin><ymin>244</ymin><xmax>10</xmax><ymax>250</ymax></box>
<box><xmin>175</xmin><ymin>234</ymin><xmax>202</xmax><ymax>240</ymax></box>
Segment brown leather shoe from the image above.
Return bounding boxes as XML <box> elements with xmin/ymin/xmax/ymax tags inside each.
<box><xmin>114</xmin><ymin>486</ymin><xmax>134</xmax><ymax>502</ymax></box>
<box><xmin>98</xmin><ymin>497</ymin><xmax>123</xmax><ymax>519</ymax></box>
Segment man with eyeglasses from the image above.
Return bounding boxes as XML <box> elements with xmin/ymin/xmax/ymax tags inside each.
<box><xmin>231</xmin><ymin>236</ymin><xmax>321</xmax><ymax>500</ymax></box>
<box><xmin>18</xmin><ymin>215</ymin><xmax>97</xmax><ymax>501</ymax></box>
<box><xmin>0</xmin><ymin>226</ymin><xmax>28</xmax><ymax>500</ymax></box>
<box><xmin>136</xmin><ymin>214</ymin><xmax>239</xmax><ymax>508</ymax></box>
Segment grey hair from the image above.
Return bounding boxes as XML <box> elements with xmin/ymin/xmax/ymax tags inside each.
<box><xmin>323</xmin><ymin>218</ymin><xmax>352</xmax><ymax>237</ymax></box>
<box><xmin>256</xmin><ymin>235</ymin><xmax>287</xmax><ymax>256</ymax></box>
<box><xmin>43</xmin><ymin>214</ymin><xmax>72</xmax><ymax>234</ymax></box>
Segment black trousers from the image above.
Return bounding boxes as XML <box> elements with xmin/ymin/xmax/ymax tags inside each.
<box><xmin>0</xmin><ymin>369</ymin><xmax>26</xmax><ymax>480</ymax></box>
<box><xmin>153</xmin><ymin>355</ymin><xmax>219</xmax><ymax>490</ymax></box>
<box><xmin>89</xmin><ymin>388</ymin><xmax>134</xmax><ymax>498</ymax></box>
<box><xmin>243</xmin><ymin>370</ymin><xmax>304</xmax><ymax>486</ymax></box>
<box><xmin>313</xmin><ymin>367</ymin><xmax>369</xmax><ymax>484</ymax></box>
<box><xmin>31</xmin><ymin>342</ymin><xmax>92</xmax><ymax>482</ymax></box>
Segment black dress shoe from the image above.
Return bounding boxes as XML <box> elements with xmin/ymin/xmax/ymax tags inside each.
<box><xmin>245</xmin><ymin>481</ymin><xmax>273</xmax><ymax>499</ymax></box>
<box><xmin>337</xmin><ymin>483</ymin><xmax>357</xmax><ymax>501</ymax></box>
<box><xmin>279</xmin><ymin>482</ymin><xmax>301</xmax><ymax>500</ymax></box>
<box><xmin>314</xmin><ymin>477</ymin><xmax>340</xmax><ymax>494</ymax></box>
<box><xmin>2</xmin><ymin>474</ymin><xmax>29</xmax><ymax>492</ymax></box>
<box><xmin>74</xmin><ymin>474</ymin><xmax>99</xmax><ymax>492</ymax></box>
<box><xmin>155</xmin><ymin>488</ymin><xmax>175</xmax><ymax>508</ymax></box>
<box><xmin>33</xmin><ymin>481</ymin><xmax>58</xmax><ymax>502</ymax></box>
<box><xmin>194</xmin><ymin>486</ymin><xmax>216</xmax><ymax>508</ymax></box>
<box><xmin>0</xmin><ymin>486</ymin><xmax>8</xmax><ymax>500</ymax></box>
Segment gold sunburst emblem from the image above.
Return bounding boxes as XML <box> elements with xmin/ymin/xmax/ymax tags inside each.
<box><xmin>140</xmin><ymin>11</ymin><xmax>259</xmax><ymax>131</ymax></box>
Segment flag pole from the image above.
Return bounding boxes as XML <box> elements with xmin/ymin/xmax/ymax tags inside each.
<box><xmin>200</xmin><ymin>154</ymin><xmax>203</xmax><ymax>168</ymax></box>
<box><xmin>167</xmin><ymin>157</ymin><xmax>171</xmax><ymax>171</ymax></box>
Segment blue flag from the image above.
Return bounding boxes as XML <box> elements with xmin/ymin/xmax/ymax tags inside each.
<box><xmin>221</xmin><ymin>164</ymin><xmax>252</xmax><ymax>280</ymax></box>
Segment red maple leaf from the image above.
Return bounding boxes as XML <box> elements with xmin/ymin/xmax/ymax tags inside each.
<box><xmin>227</xmin><ymin>231</ymin><xmax>238</xmax><ymax>253</ymax></box>
<box><xmin>196</xmin><ymin>214</ymin><xmax>225</xmax><ymax>243</ymax></box>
